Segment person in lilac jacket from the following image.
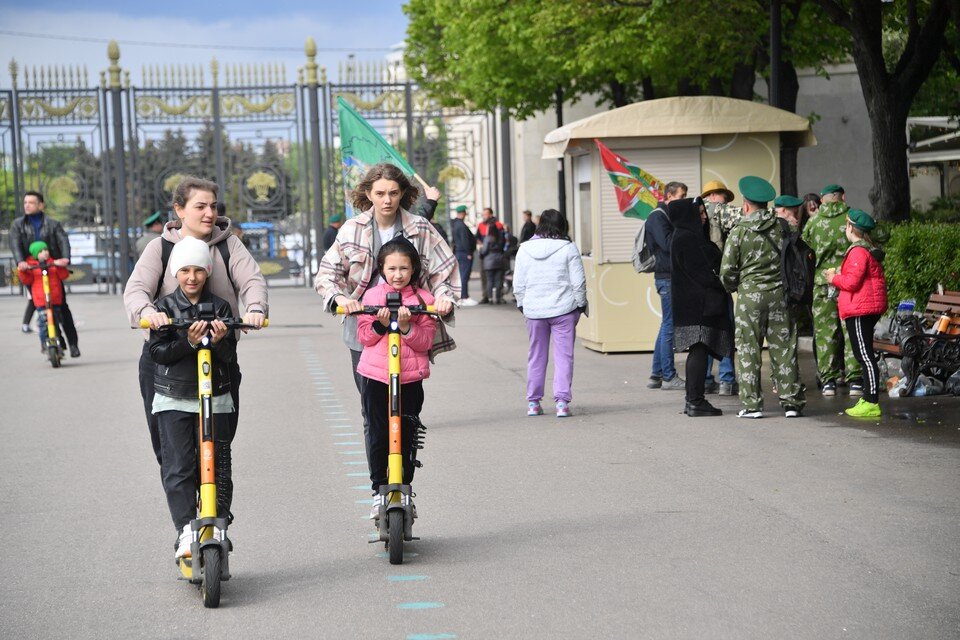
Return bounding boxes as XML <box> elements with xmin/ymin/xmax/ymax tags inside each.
<box><xmin>513</xmin><ymin>209</ymin><xmax>587</xmax><ymax>418</ymax></box>
<box><xmin>356</xmin><ymin>237</ymin><xmax>437</xmax><ymax>518</ymax></box>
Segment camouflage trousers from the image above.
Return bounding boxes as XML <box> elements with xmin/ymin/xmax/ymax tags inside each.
<box><xmin>811</xmin><ymin>286</ymin><xmax>861</xmax><ymax>384</ymax></box>
<box><xmin>734</xmin><ymin>289</ymin><xmax>805</xmax><ymax>411</ymax></box>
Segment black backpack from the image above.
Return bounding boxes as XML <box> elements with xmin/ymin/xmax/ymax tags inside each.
<box><xmin>762</xmin><ymin>218</ymin><xmax>815</xmax><ymax>305</ymax></box>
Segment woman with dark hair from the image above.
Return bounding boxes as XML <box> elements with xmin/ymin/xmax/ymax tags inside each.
<box><xmin>124</xmin><ymin>175</ymin><xmax>268</xmax><ymax>539</ymax></box>
<box><xmin>668</xmin><ymin>198</ymin><xmax>733</xmax><ymax>417</ymax></box>
<box><xmin>480</xmin><ymin>223</ymin><xmax>506</xmax><ymax>303</ymax></box>
<box><xmin>513</xmin><ymin>209</ymin><xmax>587</xmax><ymax>418</ymax></box>
<box><xmin>801</xmin><ymin>193</ymin><xmax>821</xmax><ymax>232</ymax></box>
<box><xmin>314</xmin><ymin>163</ymin><xmax>460</xmax><ymax>437</ymax></box>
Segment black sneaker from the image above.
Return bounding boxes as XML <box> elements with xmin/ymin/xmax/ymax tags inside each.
<box><xmin>69</xmin><ymin>345</ymin><xmax>81</xmax><ymax>358</ymax></box>
<box><xmin>646</xmin><ymin>376</ymin><xmax>662</xmax><ymax>389</ymax></box>
<box><xmin>822</xmin><ymin>381</ymin><xmax>837</xmax><ymax>397</ymax></box>
<box><xmin>849</xmin><ymin>380</ymin><xmax>864</xmax><ymax>397</ymax></box>
<box><xmin>686</xmin><ymin>400</ymin><xmax>723</xmax><ymax>417</ymax></box>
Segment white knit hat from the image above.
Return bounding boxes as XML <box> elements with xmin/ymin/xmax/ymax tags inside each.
<box><xmin>169</xmin><ymin>236</ymin><xmax>213</xmax><ymax>276</ymax></box>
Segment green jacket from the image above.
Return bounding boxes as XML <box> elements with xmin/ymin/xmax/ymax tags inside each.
<box><xmin>802</xmin><ymin>201</ymin><xmax>849</xmax><ymax>286</ymax></box>
<box><xmin>720</xmin><ymin>208</ymin><xmax>783</xmax><ymax>293</ymax></box>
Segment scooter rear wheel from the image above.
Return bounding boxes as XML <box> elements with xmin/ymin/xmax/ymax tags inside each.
<box><xmin>47</xmin><ymin>345</ymin><xmax>61</xmax><ymax>368</ymax></box>
<box><xmin>388</xmin><ymin>510</ymin><xmax>403</xmax><ymax>565</ymax></box>
<box><xmin>201</xmin><ymin>546</ymin><xmax>222</xmax><ymax>608</ymax></box>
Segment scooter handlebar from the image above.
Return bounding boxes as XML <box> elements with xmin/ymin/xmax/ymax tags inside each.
<box><xmin>336</xmin><ymin>304</ymin><xmax>435</xmax><ymax>315</ymax></box>
<box><xmin>139</xmin><ymin>317</ymin><xmax>269</xmax><ymax>330</ymax></box>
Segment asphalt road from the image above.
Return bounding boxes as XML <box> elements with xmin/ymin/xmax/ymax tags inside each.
<box><xmin>2</xmin><ymin>287</ymin><xmax>958</xmax><ymax>640</ymax></box>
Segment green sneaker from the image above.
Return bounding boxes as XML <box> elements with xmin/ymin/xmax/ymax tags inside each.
<box><xmin>845</xmin><ymin>398</ymin><xmax>881</xmax><ymax>418</ymax></box>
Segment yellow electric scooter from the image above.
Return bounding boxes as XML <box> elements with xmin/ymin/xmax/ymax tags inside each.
<box><xmin>339</xmin><ymin>291</ymin><xmax>433</xmax><ymax>564</ymax></box>
<box><xmin>141</xmin><ymin>310</ymin><xmax>267</xmax><ymax>606</ymax></box>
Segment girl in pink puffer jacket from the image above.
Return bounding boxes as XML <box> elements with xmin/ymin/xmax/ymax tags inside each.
<box><xmin>356</xmin><ymin>237</ymin><xmax>436</xmax><ymax>515</ymax></box>
<box><xmin>824</xmin><ymin>209</ymin><xmax>888</xmax><ymax>418</ymax></box>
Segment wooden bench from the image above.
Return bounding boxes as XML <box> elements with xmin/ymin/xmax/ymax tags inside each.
<box><xmin>875</xmin><ymin>290</ymin><xmax>960</xmax><ymax>395</ymax></box>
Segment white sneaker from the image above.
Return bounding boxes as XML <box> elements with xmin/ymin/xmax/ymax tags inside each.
<box><xmin>784</xmin><ymin>409</ymin><xmax>802</xmax><ymax>418</ymax></box>
<box><xmin>737</xmin><ymin>409</ymin><xmax>763</xmax><ymax>419</ymax></box>
<box><xmin>369</xmin><ymin>494</ymin><xmax>384</xmax><ymax>520</ymax></box>
<box><xmin>460</xmin><ymin>298</ymin><xmax>479</xmax><ymax>307</ymax></box>
<box><xmin>175</xmin><ymin>524</ymin><xmax>193</xmax><ymax>558</ymax></box>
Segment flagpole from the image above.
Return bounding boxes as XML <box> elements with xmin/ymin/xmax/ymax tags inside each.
<box><xmin>413</xmin><ymin>172</ymin><xmax>429</xmax><ymax>191</ymax></box>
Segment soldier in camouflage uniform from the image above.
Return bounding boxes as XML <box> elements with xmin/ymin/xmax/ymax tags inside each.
<box><xmin>720</xmin><ymin>176</ymin><xmax>805</xmax><ymax>418</ymax></box>
<box><xmin>801</xmin><ymin>184</ymin><xmax>862</xmax><ymax>396</ymax></box>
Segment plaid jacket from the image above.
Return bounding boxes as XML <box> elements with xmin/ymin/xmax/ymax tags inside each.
<box><xmin>313</xmin><ymin>207</ymin><xmax>460</xmax><ymax>357</ymax></box>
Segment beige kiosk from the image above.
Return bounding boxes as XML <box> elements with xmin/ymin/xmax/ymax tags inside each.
<box><xmin>542</xmin><ymin>96</ymin><xmax>817</xmax><ymax>352</ymax></box>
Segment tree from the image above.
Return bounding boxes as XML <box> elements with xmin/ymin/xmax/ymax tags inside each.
<box><xmin>810</xmin><ymin>0</ymin><xmax>953</xmax><ymax>221</ymax></box>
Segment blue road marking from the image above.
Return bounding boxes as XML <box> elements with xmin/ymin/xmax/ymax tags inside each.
<box><xmin>334</xmin><ymin>441</ymin><xmax>363</xmax><ymax>446</ymax></box>
<box><xmin>407</xmin><ymin>634</ymin><xmax>456</xmax><ymax>640</ymax></box>
<box><xmin>346</xmin><ymin>472</ymin><xmax>368</xmax><ymax>477</ymax></box>
<box><xmin>397</xmin><ymin>602</ymin><xmax>443</xmax><ymax>610</ymax></box>
<box><xmin>342</xmin><ymin>461</ymin><xmax>367</xmax><ymax>465</ymax></box>
<box><xmin>388</xmin><ymin>575</ymin><xmax>428</xmax><ymax>582</ymax></box>
<box><xmin>352</xmin><ymin>485</ymin><xmax>371</xmax><ymax>490</ymax></box>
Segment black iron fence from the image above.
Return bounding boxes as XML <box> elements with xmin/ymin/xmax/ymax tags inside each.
<box><xmin>1</xmin><ymin>39</ymin><xmax>497</xmax><ymax>295</ymax></box>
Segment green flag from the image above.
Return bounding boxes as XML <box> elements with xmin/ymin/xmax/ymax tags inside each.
<box><xmin>337</xmin><ymin>96</ymin><xmax>415</xmax><ymax>217</ymax></box>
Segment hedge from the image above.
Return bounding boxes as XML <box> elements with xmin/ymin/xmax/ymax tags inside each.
<box><xmin>883</xmin><ymin>222</ymin><xmax>960</xmax><ymax>310</ymax></box>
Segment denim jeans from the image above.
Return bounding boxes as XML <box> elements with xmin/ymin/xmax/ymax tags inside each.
<box><xmin>705</xmin><ymin>297</ymin><xmax>736</xmax><ymax>384</ymax></box>
<box><xmin>705</xmin><ymin>354</ymin><xmax>736</xmax><ymax>384</ymax></box>
<box><xmin>455</xmin><ymin>251</ymin><xmax>473</xmax><ymax>299</ymax></box>
<box><xmin>651</xmin><ymin>278</ymin><xmax>676</xmax><ymax>380</ymax></box>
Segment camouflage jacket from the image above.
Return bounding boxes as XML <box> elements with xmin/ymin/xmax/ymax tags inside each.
<box><xmin>705</xmin><ymin>201</ymin><xmax>743</xmax><ymax>250</ymax></box>
<box><xmin>719</xmin><ymin>208</ymin><xmax>784</xmax><ymax>294</ymax></box>
<box><xmin>802</xmin><ymin>200</ymin><xmax>849</xmax><ymax>286</ymax></box>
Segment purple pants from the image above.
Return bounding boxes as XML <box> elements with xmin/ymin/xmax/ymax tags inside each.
<box><xmin>526</xmin><ymin>310</ymin><xmax>580</xmax><ymax>403</ymax></box>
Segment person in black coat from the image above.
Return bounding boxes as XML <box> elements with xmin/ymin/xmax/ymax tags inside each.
<box><xmin>668</xmin><ymin>197</ymin><xmax>734</xmax><ymax>417</ymax></box>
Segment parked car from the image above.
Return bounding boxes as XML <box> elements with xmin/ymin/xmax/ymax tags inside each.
<box><xmin>75</xmin><ymin>255</ymin><xmax>122</xmax><ymax>284</ymax></box>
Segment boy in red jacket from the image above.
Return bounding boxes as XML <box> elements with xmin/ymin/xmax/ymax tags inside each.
<box><xmin>823</xmin><ymin>209</ymin><xmax>888</xmax><ymax>418</ymax></box>
<box><xmin>18</xmin><ymin>241</ymin><xmax>71</xmax><ymax>353</ymax></box>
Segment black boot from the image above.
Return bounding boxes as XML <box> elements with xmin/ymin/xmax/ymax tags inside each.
<box><xmin>685</xmin><ymin>399</ymin><xmax>723</xmax><ymax>417</ymax></box>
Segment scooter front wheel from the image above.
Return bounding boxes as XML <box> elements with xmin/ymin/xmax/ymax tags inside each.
<box><xmin>201</xmin><ymin>546</ymin><xmax>222</xmax><ymax>608</ymax></box>
<box><xmin>387</xmin><ymin>510</ymin><xmax>404</xmax><ymax>565</ymax></box>
<box><xmin>47</xmin><ymin>344</ymin><xmax>61</xmax><ymax>368</ymax></box>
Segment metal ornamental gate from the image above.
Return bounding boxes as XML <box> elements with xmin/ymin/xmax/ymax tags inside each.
<box><xmin>1</xmin><ymin>40</ymin><xmax>497</xmax><ymax>292</ymax></box>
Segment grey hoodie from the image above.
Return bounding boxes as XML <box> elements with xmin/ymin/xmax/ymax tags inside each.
<box><xmin>512</xmin><ymin>237</ymin><xmax>587</xmax><ymax>319</ymax></box>
<box><xmin>123</xmin><ymin>217</ymin><xmax>269</xmax><ymax>328</ymax></box>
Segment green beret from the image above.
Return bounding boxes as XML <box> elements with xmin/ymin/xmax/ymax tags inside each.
<box><xmin>738</xmin><ymin>176</ymin><xmax>776</xmax><ymax>204</ymax></box>
<box><xmin>774</xmin><ymin>194</ymin><xmax>803</xmax><ymax>208</ymax></box>
<box><xmin>847</xmin><ymin>208</ymin><xmax>876</xmax><ymax>232</ymax></box>
<box><xmin>455</xmin><ymin>205</ymin><xmax>467</xmax><ymax>213</ymax></box>
<box><xmin>143</xmin><ymin>211</ymin><xmax>163</xmax><ymax>227</ymax></box>
<box><xmin>29</xmin><ymin>240</ymin><xmax>48</xmax><ymax>258</ymax></box>
<box><xmin>820</xmin><ymin>183</ymin><xmax>844</xmax><ymax>196</ymax></box>
<box><xmin>329</xmin><ymin>214</ymin><xmax>343</xmax><ymax>223</ymax></box>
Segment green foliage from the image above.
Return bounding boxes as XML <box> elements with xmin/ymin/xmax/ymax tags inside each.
<box><xmin>911</xmin><ymin>195</ymin><xmax>960</xmax><ymax>223</ymax></box>
<box><xmin>884</xmin><ymin>222</ymin><xmax>960</xmax><ymax>308</ymax></box>
<box><xmin>403</xmin><ymin>0</ymin><xmax>850</xmax><ymax>118</ymax></box>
